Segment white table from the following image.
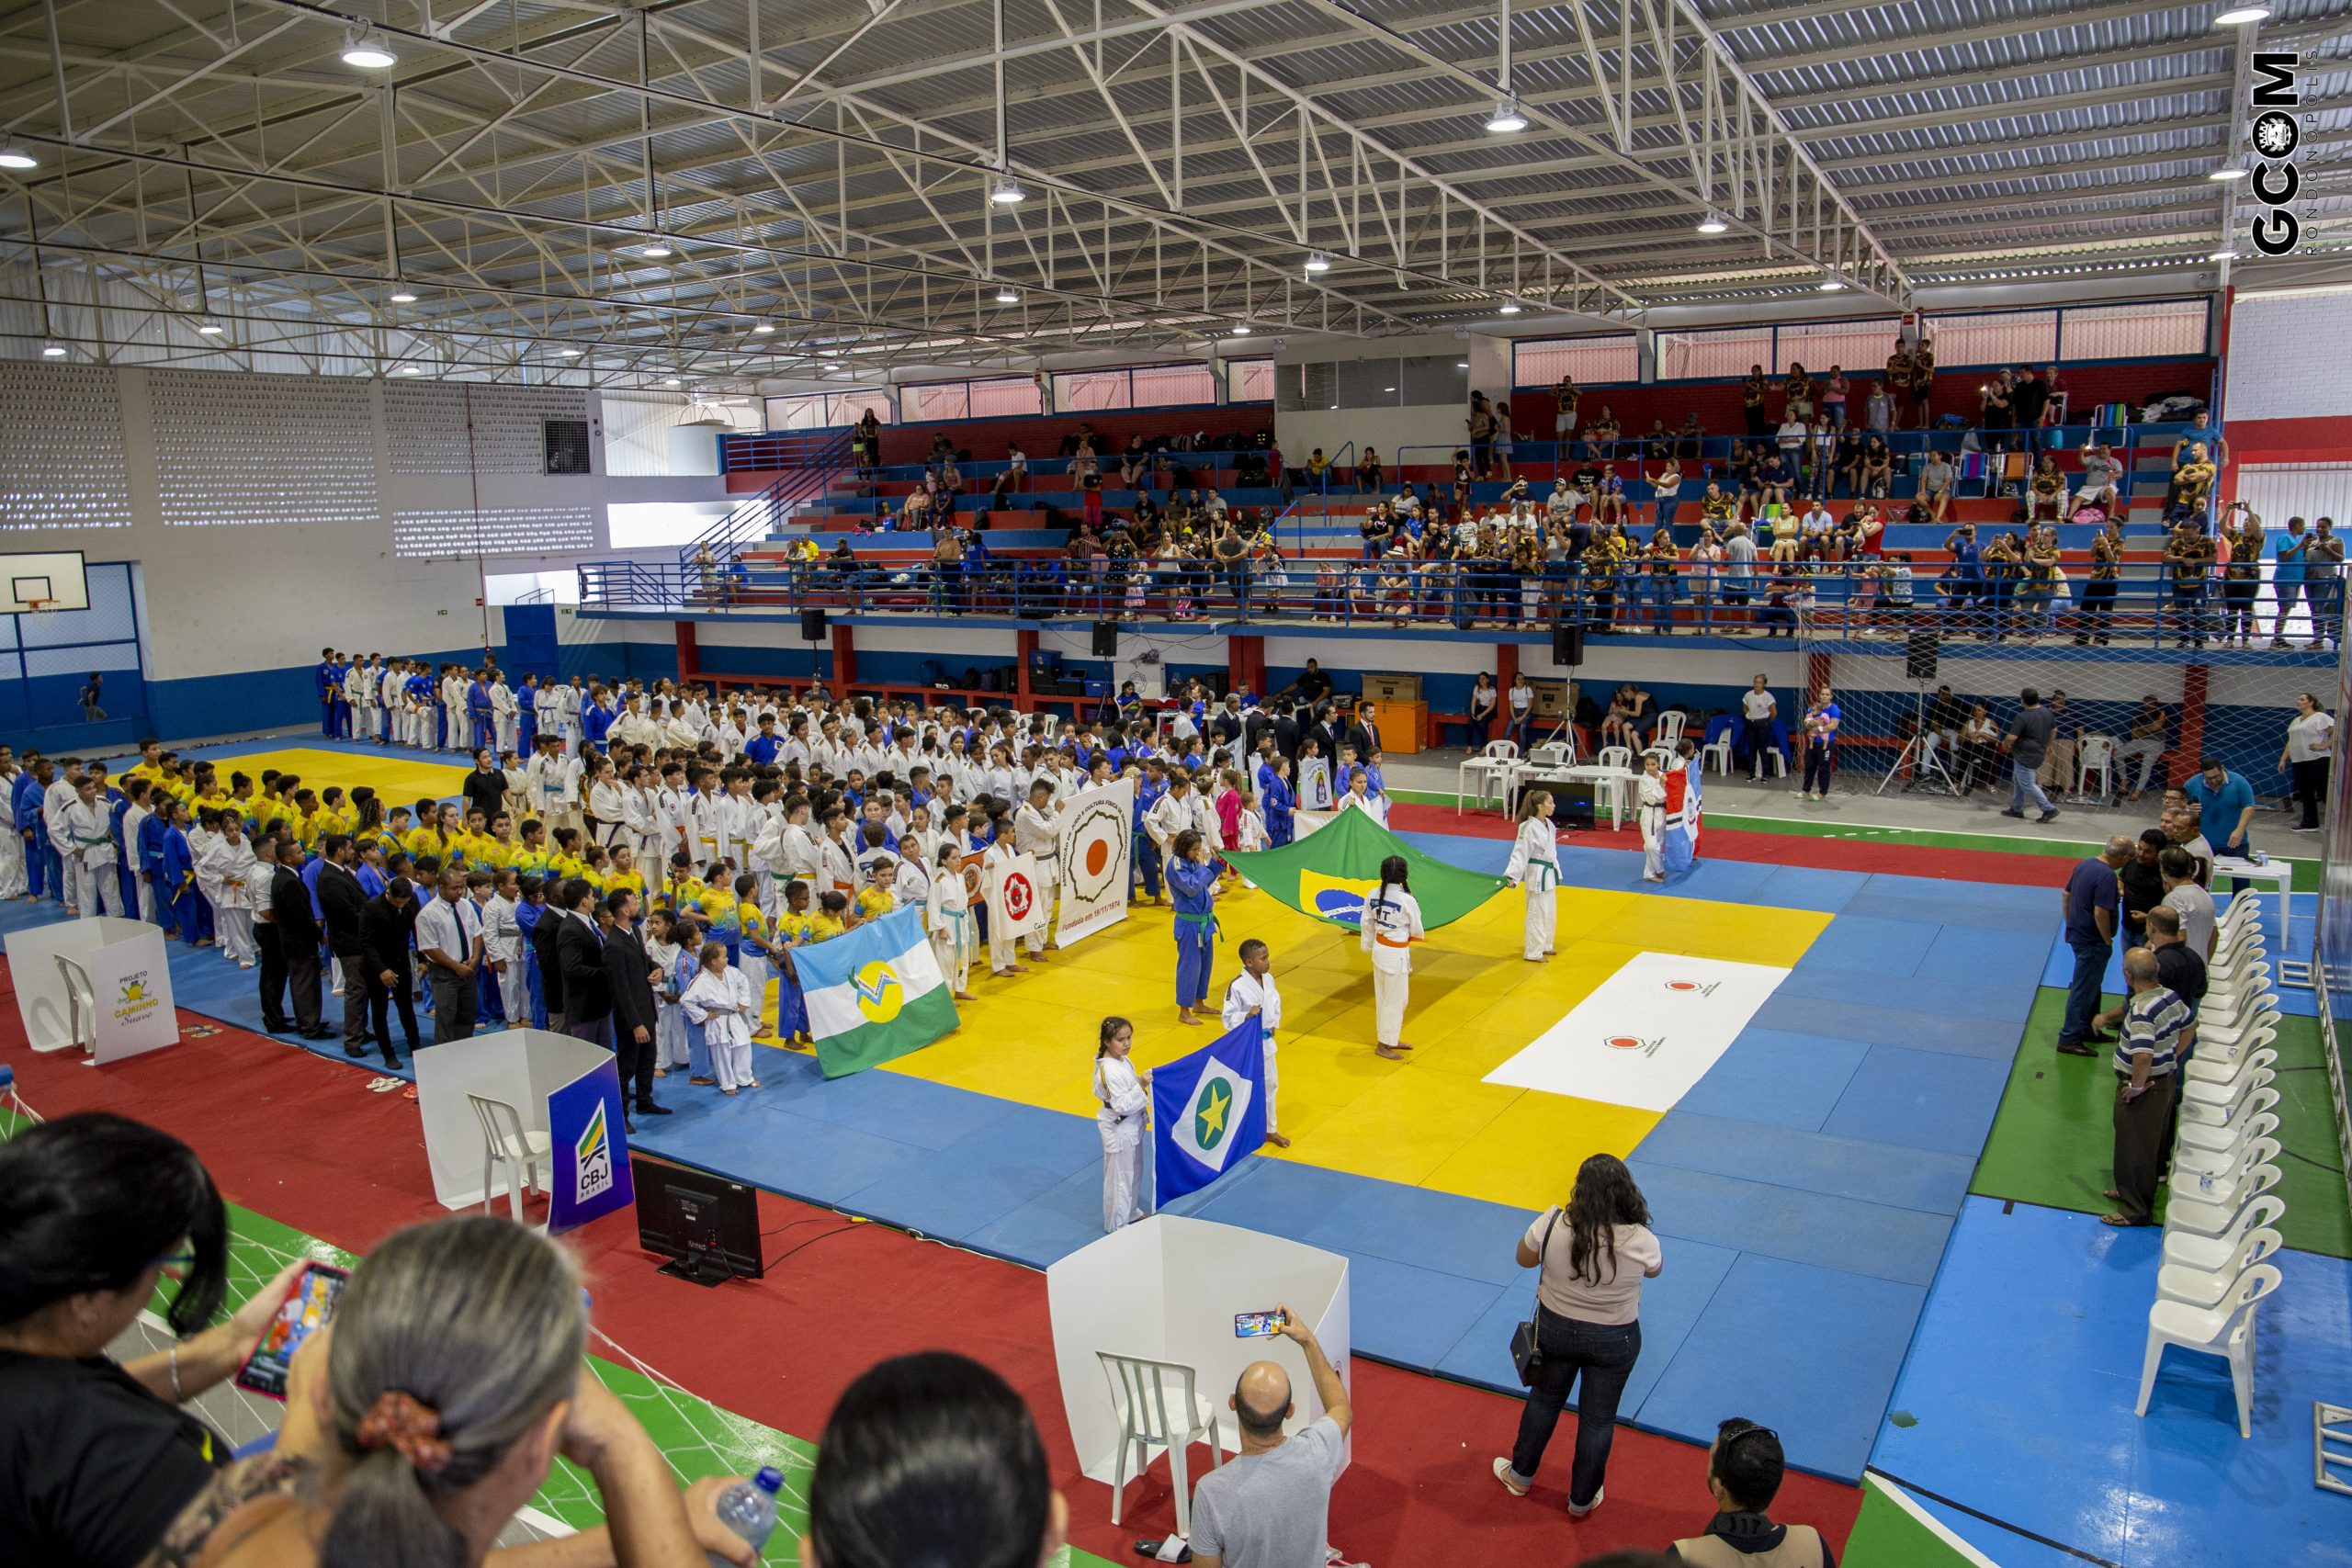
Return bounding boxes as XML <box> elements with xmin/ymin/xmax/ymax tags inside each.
<box><xmin>2211</xmin><ymin>855</ymin><xmax>2292</xmax><ymax>929</ymax></box>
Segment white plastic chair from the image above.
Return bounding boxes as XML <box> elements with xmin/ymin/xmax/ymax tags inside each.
<box><xmin>1096</xmin><ymin>1352</ymin><xmax>1224</xmax><ymax>1534</ymax></box>
<box><xmin>2174</xmin><ymin>1111</ymin><xmax>2279</xmax><ymax>1179</ymax></box>
<box><xmin>2165</xmin><ymin>1158</ymin><xmax>2283</xmax><ymax>1240</ymax></box>
<box><xmin>2074</xmin><ymin>735</ymin><xmax>2116</xmax><ymax>798</ymax></box>
<box><xmin>1459</xmin><ymin>739</ymin><xmax>1519</xmax><ymax>816</ymax></box>
<box><xmin>2177</xmin><ymin>1086</ymin><xmax>2278</xmax><ymax>1156</ymax></box>
<box><xmin>2136</xmin><ymin>1261</ymin><xmax>2281</xmax><ymax>1438</ymax></box>
<box><xmin>54</xmin><ymin>954</ymin><xmax>96</xmax><ymax>1054</ymax></box>
<box><xmin>1702</xmin><ymin>733</ymin><xmax>1734</xmax><ymax>775</ymax></box>
<box><xmin>467</xmin><ymin>1093</ymin><xmax>552</xmax><ymax>1224</ymax></box>
<box><xmin>2164</xmin><ymin>1193</ymin><xmax>2285</xmax><ymax>1272</ymax></box>
<box><xmin>2158</xmin><ymin>1225</ymin><xmax>2282</xmax><ymax>1309</ymax></box>
<box><xmin>1656</xmin><ymin>710</ymin><xmax>1689</xmax><ymax>747</ymax></box>
<box><xmin>2180</xmin><ymin>1066</ymin><xmax>2274</xmax><ymax>1128</ymax></box>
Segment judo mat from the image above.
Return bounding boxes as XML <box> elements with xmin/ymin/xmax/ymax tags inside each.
<box><xmin>102</xmin><ymin>740</ymin><xmax>472</xmax><ymax>814</ymax></box>
<box><xmin>1</xmin><ymin>807</ymin><xmax>2052</xmax><ymax>1483</ymax></box>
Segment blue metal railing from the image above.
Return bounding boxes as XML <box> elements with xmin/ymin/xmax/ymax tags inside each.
<box><xmin>574</xmin><ymin>557</ymin><xmax>2341</xmax><ymax>649</ymax></box>
<box><xmin>682</xmin><ymin>428</ymin><xmax>853</xmax><ymax>570</ymax></box>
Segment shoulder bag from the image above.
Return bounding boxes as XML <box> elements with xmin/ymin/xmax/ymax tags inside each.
<box><xmin>1510</xmin><ymin>1209</ymin><xmax>1563</xmax><ymax>1384</ymax></box>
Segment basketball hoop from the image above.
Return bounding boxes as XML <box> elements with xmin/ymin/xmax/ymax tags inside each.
<box><xmin>21</xmin><ymin>598</ymin><xmax>56</xmax><ymax>617</ymax></box>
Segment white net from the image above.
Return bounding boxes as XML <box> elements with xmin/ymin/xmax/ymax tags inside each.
<box><xmin>1794</xmin><ymin>624</ymin><xmax>2336</xmax><ymax>825</ymax></box>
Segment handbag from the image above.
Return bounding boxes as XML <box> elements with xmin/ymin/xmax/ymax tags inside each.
<box><xmin>1510</xmin><ymin>1209</ymin><xmax>1563</xmax><ymax>1385</ymax></box>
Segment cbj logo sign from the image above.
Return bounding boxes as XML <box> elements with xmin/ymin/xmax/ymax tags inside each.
<box><xmin>2248</xmin><ymin>53</ymin><xmax>2307</xmax><ymax>258</ymax></box>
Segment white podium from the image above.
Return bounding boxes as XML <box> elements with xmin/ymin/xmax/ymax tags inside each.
<box><xmin>4</xmin><ymin>917</ymin><xmax>177</xmax><ymax>1063</ymax></box>
<box><xmin>1046</xmin><ymin>1215</ymin><xmax>1351</xmax><ymax>1487</ymax></box>
<box><xmin>413</xmin><ymin>1027</ymin><xmax>632</xmax><ymax>1225</ymax></box>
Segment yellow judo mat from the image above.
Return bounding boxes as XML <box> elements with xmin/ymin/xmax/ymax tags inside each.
<box><xmin>194</xmin><ymin>747</ymin><xmax>473</xmax><ymax>808</ymax></box>
<box><xmin>878</xmin><ymin>882</ymin><xmax>1830</xmax><ymax>1215</ymax></box>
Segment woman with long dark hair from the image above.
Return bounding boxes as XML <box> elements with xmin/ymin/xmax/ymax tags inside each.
<box><xmin>0</xmin><ymin>1112</ymin><xmax>299</xmax><ymax>1568</ymax></box>
<box><xmin>1491</xmin><ymin>1153</ymin><xmax>1662</xmax><ymax>1517</ymax></box>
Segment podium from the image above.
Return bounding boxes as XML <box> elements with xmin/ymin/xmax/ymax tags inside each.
<box><xmin>4</xmin><ymin>917</ymin><xmax>177</xmax><ymax>1064</ymax></box>
<box><xmin>1046</xmin><ymin>1215</ymin><xmax>1351</xmax><ymax>1486</ymax></box>
<box><xmin>412</xmin><ymin>1027</ymin><xmax>634</xmax><ymax>1230</ymax></box>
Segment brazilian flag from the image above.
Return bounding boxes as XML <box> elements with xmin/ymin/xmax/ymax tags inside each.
<box><xmin>1223</xmin><ymin>806</ymin><xmax>1507</xmax><ymax>931</ymax></box>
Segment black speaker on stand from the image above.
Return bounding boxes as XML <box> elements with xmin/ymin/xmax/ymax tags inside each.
<box><xmin>1553</xmin><ymin>622</ymin><xmax>1587</xmax><ymax>666</ymax></box>
<box><xmin>1091</xmin><ymin>620</ymin><xmax>1119</xmax><ymax>658</ymax></box>
<box><xmin>1905</xmin><ymin>629</ymin><xmax>1939</xmax><ymax>682</ymax></box>
<box><xmin>800</xmin><ymin>608</ymin><xmax>828</xmax><ymax>642</ymax></box>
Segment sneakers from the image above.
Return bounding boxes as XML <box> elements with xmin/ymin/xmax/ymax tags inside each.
<box><xmin>1566</xmin><ymin>1486</ymin><xmax>1605</xmax><ymax>1517</ymax></box>
<box><xmin>1491</xmin><ymin>1458</ymin><xmax>1530</xmax><ymax>1497</ymax></box>
<box><xmin>2039</xmin><ymin>809</ymin><xmax>2061</xmax><ymax>823</ymax></box>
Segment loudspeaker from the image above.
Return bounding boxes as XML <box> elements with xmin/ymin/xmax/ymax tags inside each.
<box><xmin>800</xmin><ymin>608</ymin><xmax>828</xmax><ymax>643</ymax></box>
<box><xmin>1553</xmin><ymin>622</ymin><xmax>1587</xmax><ymax>666</ymax></box>
<box><xmin>1091</xmin><ymin>620</ymin><xmax>1119</xmax><ymax>658</ymax></box>
<box><xmin>1905</xmin><ymin>630</ymin><xmax>1939</xmax><ymax>682</ymax></box>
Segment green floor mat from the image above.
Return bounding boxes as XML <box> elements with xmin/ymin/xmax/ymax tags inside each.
<box><xmin>1968</xmin><ymin>987</ymin><xmax>2352</xmax><ymax>1258</ymax></box>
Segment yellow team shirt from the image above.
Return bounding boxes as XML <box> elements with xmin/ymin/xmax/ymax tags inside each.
<box><xmin>807</xmin><ymin>913</ymin><xmax>847</xmax><ymax>943</ymax></box>
<box><xmin>401</xmin><ymin>825</ymin><xmax>441</xmax><ymax>860</ymax></box>
<box><xmin>605</xmin><ymin>869</ymin><xmax>646</xmax><ymax>902</ymax></box>
<box><xmin>854</xmin><ymin>887</ymin><xmax>896</xmax><ymax>921</ymax></box>
<box><xmin>479</xmin><ymin>836</ymin><xmax>518</xmax><ymax>870</ymax></box>
<box><xmin>773</xmin><ymin>910</ymin><xmax>814</xmax><ymax>947</ymax></box>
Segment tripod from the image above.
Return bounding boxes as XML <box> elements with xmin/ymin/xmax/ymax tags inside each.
<box><xmin>1878</xmin><ymin>681</ymin><xmax>1958</xmax><ymax>795</ymax></box>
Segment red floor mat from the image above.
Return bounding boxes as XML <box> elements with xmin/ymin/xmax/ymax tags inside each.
<box><xmin>0</xmin><ymin>971</ymin><xmax>1861</xmax><ymax>1564</ymax></box>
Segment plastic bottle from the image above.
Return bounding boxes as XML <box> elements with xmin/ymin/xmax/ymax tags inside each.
<box><xmin>707</xmin><ymin>1467</ymin><xmax>785</xmax><ymax>1567</ymax></box>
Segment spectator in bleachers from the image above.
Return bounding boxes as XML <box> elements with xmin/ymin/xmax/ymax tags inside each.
<box><xmin>2311</xmin><ymin>517</ymin><xmax>2344</xmax><ymax>648</ymax></box>
<box><xmin>2272</xmin><ymin>514</ymin><xmax>2312</xmax><ymax>646</ymax></box>
<box><xmin>2222</xmin><ymin>502</ymin><xmax>2267</xmax><ymax>646</ymax></box>
<box><xmin>2162</xmin><ymin>520</ymin><xmax>2211</xmax><ymax>647</ymax></box>
<box><xmin>2039</xmin><ymin>364</ymin><xmax>2068</xmax><ymax>426</ymax></box>
<box><xmin>2077</xmin><ymin>517</ymin><xmax>2124</xmax><ymax>645</ymax></box>
<box><xmin>1676</xmin><ymin>412</ymin><xmax>1706</xmax><ymax>458</ymax></box>
<box><xmin>1783</xmin><ymin>364</ymin><xmax>1815</xmax><ymax>424</ymax></box>
<box><xmin>1467</xmin><ymin>391</ymin><xmax>1498</xmax><ymax>476</ymax></box>
<box><xmin>1666</xmin><ymin>1418</ymin><xmax>1835</xmax><ymax>1567</ymax></box>
<box><xmin>1740</xmin><ymin>366</ymin><xmax>1770</xmax><ymax>437</ymax></box>
<box><xmin>1857</xmin><ymin>437</ymin><xmax>1892</xmax><ymax>500</ymax></box>
<box><xmin>1360</xmin><ymin>446</ymin><xmax>1384</xmax><ymax>492</ymax></box>
<box><xmin>2172</xmin><ymin>409</ymin><xmax>2225</xmax><ymax>470</ymax></box>
<box><xmin>1555</xmin><ymin>374</ymin><xmax>1581</xmax><ymax>448</ymax></box>
<box><xmin>1650</xmin><ymin>457</ymin><xmax>1684</xmax><ymax>528</ymax></box>
<box><xmin>805</xmin><ymin>1351</ymin><xmax>1064</xmax><ymax>1568</ymax></box>
<box><xmin>2165</xmin><ymin>445</ymin><xmax>2216</xmax><ymax>529</ymax></box>
<box><xmin>1494</xmin><ymin>402</ymin><xmax>1520</xmax><ymax>480</ymax></box>
<box><xmin>1821</xmin><ymin>365</ymin><xmax>1849</xmax><ymax>428</ymax></box>
<box><xmin>2076</xmin><ymin>439</ymin><xmax>2121</xmax><ymax>513</ymax></box>
<box><xmin>1905</xmin><ymin>337</ymin><xmax>1937</xmax><ymax>427</ymax></box>
<box><xmin>2028</xmin><ymin>452</ymin><xmax>2068</xmax><ymax>520</ymax></box>
<box><xmin>2013</xmin><ymin>364</ymin><xmax>2051</xmax><ymax>433</ymax></box>
<box><xmin>1861</xmin><ymin>378</ymin><xmax>1894</xmax><ymax>434</ymax></box>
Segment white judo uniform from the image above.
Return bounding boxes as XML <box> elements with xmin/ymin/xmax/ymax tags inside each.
<box><xmin>681</xmin><ymin>964</ymin><xmax>759</xmax><ymax>1091</ymax></box>
<box><xmin>1220</xmin><ymin>969</ymin><xmax>1283</xmax><ymax>1134</ymax></box>
<box><xmin>1502</xmin><ymin>817</ymin><xmax>1563</xmax><ymax>960</ymax></box>
<box><xmin>1636</xmin><ymin>772</ymin><xmax>1669</xmax><ymax>881</ymax></box>
<box><xmin>1093</xmin><ymin>1053</ymin><xmax>1151</xmax><ymax>1232</ymax></box>
<box><xmin>1358</xmin><ymin>886</ymin><xmax>1425</xmax><ymax>1051</ymax></box>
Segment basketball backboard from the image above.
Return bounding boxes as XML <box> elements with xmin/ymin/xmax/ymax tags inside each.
<box><xmin>0</xmin><ymin>550</ymin><xmax>89</xmax><ymax>614</ymax></box>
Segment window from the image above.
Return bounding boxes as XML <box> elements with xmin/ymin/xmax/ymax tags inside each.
<box><xmin>967</xmin><ymin>376</ymin><xmax>1045</xmax><ymax>418</ymax></box>
<box><xmin>1055</xmin><ymin>369</ymin><xmax>1136</xmax><ymax>412</ymax></box>
<box><xmin>1226</xmin><ymin>358</ymin><xmax>1274</xmax><ymax>402</ymax></box>
<box><xmin>1656</xmin><ymin>327</ymin><xmax>1774</xmax><ymax>382</ymax></box>
<box><xmin>1513</xmin><ymin>335</ymin><xmax>1639</xmax><ymax>389</ymax></box>
<box><xmin>2058</xmin><ymin>299</ymin><xmax>2211</xmax><ymax>362</ymax></box>
<box><xmin>1772</xmin><ymin>318</ymin><xmax>1898</xmax><ymax>376</ymax></box>
<box><xmin>1928</xmin><ymin>310</ymin><xmax>2059</xmax><ymax>369</ymax></box>
<box><xmin>760</xmin><ymin>391</ymin><xmax>894</xmax><ymax>431</ymax></box>
<box><xmin>1129</xmin><ymin>363</ymin><xmax>1216</xmax><ymax>408</ymax></box>
<box><xmin>907</xmin><ymin>382</ymin><xmax>970</xmax><ymax>422</ymax></box>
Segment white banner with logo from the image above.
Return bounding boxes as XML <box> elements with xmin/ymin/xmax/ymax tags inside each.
<box><xmin>1055</xmin><ymin>776</ymin><xmax>1136</xmax><ymax>948</ymax></box>
<box><xmin>986</xmin><ymin>852</ymin><xmax>1046</xmax><ymax>940</ymax></box>
<box><xmin>85</xmin><ymin>927</ymin><xmax>178</xmax><ymax>1064</ymax></box>
<box><xmin>1482</xmin><ymin>952</ymin><xmax>1788</xmax><ymax>1111</ymax></box>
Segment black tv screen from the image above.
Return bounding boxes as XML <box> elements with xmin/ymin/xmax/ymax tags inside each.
<box><xmin>630</xmin><ymin>1156</ymin><xmax>763</xmax><ymax>1285</ymax></box>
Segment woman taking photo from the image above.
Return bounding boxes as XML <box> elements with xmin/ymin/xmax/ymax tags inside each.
<box><xmin>1491</xmin><ymin>1154</ymin><xmax>1662</xmax><ymax>1517</ymax></box>
<box><xmin>142</xmin><ymin>1213</ymin><xmax>750</xmax><ymax>1568</ymax></box>
<box><xmin>2282</xmin><ymin>692</ymin><xmax>2336</xmax><ymax>833</ymax></box>
<box><xmin>0</xmin><ymin>1112</ymin><xmax>310</xmax><ymax>1568</ymax></box>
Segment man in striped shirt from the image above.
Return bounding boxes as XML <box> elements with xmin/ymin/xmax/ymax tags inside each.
<box><xmin>2104</xmin><ymin>948</ymin><xmax>2189</xmax><ymax>1228</ymax></box>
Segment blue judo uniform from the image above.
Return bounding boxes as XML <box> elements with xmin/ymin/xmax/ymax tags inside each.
<box><xmin>1168</xmin><ymin>852</ymin><xmax>1221</xmax><ymax>1010</ymax></box>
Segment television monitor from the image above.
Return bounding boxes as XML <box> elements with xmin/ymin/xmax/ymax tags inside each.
<box><xmin>631</xmin><ymin>1156</ymin><xmax>763</xmax><ymax>1287</ymax></box>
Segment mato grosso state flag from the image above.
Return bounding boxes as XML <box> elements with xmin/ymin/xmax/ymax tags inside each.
<box><xmin>1221</xmin><ymin>803</ymin><xmax>1507</xmax><ymax>932</ymax></box>
<box><xmin>797</xmin><ymin>907</ymin><xmax>960</xmax><ymax>1078</ymax></box>
<box><xmin>1152</xmin><ymin>1015</ymin><xmax>1269</xmax><ymax>1202</ymax></box>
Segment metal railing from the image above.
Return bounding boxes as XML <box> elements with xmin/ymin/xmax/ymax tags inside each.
<box><xmin>575</xmin><ymin>556</ymin><xmax>2343</xmax><ymax>649</ymax></box>
<box><xmin>682</xmin><ymin>428</ymin><xmax>853</xmax><ymax>569</ymax></box>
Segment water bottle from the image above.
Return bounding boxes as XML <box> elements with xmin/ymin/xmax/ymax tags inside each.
<box><xmin>708</xmin><ymin>1467</ymin><xmax>784</xmax><ymax>1567</ymax></box>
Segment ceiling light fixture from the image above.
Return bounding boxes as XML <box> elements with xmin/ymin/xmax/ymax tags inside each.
<box><xmin>40</xmin><ymin>344</ymin><xmax>65</xmax><ymax>357</ymax></box>
<box><xmin>1696</xmin><ymin>211</ymin><xmax>1728</xmax><ymax>234</ymax></box>
<box><xmin>752</xmin><ymin>322</ymin><xmax>775</xmax><ymax>334</ymax></box>
<box><xmin>388</xmin><ymin>282</ymin><xmax>418</xmax><ymax>303</ymax></box>
<box><xmin>1230</xmin><ymin>323</ymin><xmax>1252</xmax><ymax>336</ymax></box>
<box><xmin>1498</xmin><ymin>301</ymin><xmax>1523</xmax><ymax>314</ymax></box>
<box><xmin>1304</xmin><ymin>250</ymin><xmax>1333</xmax><ymax>274</ymax></box>
<box><xmin>341</xmin><ymin>25</ymin><xmax>397</xmax><ymax>70</ymax></box>
<box><xmin>398</xmin><ymin>365</ymin><xmax>422</xmax><ymax>375</ymax></box>
<box><xmin>990</xmin><ymin>171</ymin><xmax>1025</xmax><ymax>205</ymax></box>
<box><xmin>2210</xmin><ymin>247</ymin><xmax>2239</xmax><ymax>261</ymax></box>
<box><xmin>2214</xmin><ymin>5</ymin><xmax>2272</xmax><ymax>24</ymax></box>
<box><xmin>1486</xmin><ymin>92</ymin><xmax>1528</xmax><ymax>134</ymax></box>
<box><xmin>639</xmin><ymin>242</ymin><xmax>673</xmax><ymax>258</ymax></box>
<box><xmin>559</xmin><ymin>347</ymin><xmax>582</xmax><ymax>357</ymax></box>
<box><xmin>2209</xmin><ymin>163</ymin><xmax>2248</xmax><ymax>182</ymax></box>
<box><xmin>197</xmin><ymin>321</ymin><xmax>224</xmax><ymax>335</ymax></box>
<box><xmin>0</xmin><ymin>145</ymin><xmax>36</xmax><ymax>170</ymax></box>
<box><xmin>665</xmin><ymin>377</ymin><xmax>683</xmax><ymax>386</ymax></box>
<box><xmin>995</xmin><ymin>284</ymin><xmax>1020</xmax><ymax>304</ymax></box>
<box><xmin>1817</xmin><ymin>278</ymin><xmax>1848</xmax><ymax>292</ymax></box>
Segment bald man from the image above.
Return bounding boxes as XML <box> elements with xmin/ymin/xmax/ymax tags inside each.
<box><xmin>1182</xmin><ymin>1305</ymin><xmax>1353</xmax><ymax>1568</ymax></box>
<box><xmin>2105</xmin><ymin>947</ymin><xmax>2188</xmax><ymax>1227</ymax></box>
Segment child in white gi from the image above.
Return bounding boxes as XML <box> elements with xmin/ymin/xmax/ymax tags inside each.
<box><xmin>1636</xmin><ymin>753</ymin><xmax>1669</xmax><ymax>884</ymax></box>
<box><xmin>1358</xmin><ymin>854</ymin><xmax>1424</xmax><ymax>1061</ymax></box>
<box><xmin>1502</xmin><ymin>787</ymin><xmax>1562</xmax><ymax>961</ymax></box>
<box><xmin>1093</xmin><ymin>1015</ymin><xmax>1150</xmax><ymax>1232</ymax></box>
<box><xmin>1221</xmin><ymin>939</ymin><xmax>1291</xmax><ymax>1147</ymax></box>
<box><xmin>680</xmin><ymin>939</ymin><xmax>759</xmax><ymax>1093</ymax></box>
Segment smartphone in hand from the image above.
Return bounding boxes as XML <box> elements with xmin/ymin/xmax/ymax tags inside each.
<box><xmin>1234</xmin><ymin>1309</ymin><xmax>1287</xmax><ymax>1338</ymax></box>
<box><xmin>234</xmin><ymin>1262</ymin><xmax>352</xmax><ymax>1398</ymax></box>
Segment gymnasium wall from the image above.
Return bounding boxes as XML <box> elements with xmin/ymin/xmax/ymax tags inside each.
<box><xmin>0</xmin><ymin>362</ymin><xmax>713</xmax><ymax>739</ymax></box>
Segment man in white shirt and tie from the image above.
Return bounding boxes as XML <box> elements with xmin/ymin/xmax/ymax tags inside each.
<box><xmin>414</xmin><ymin>864</ymin><xmax>485</xmax><ymax>1045</ymax></box>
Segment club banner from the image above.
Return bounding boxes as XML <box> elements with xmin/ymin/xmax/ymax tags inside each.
<box><xmin>85</xmin><ymin>927</ymin><xmax>177</xmax><ymax>1064</ymax></box>
<box><xmin>987</xmin><ymin>851</ymin><xmax>1046</xmax><ymax>940</ymax></box>
<box><xmin>1663</xmin><ymin>760</ymin><xmax>1702</xmax><ymax>875</ymax></box>
<box><xmin>548</xmin><ymin>1055</ymin><xmax>634</xmax><ymax>1233</ymax></box>
<box><xmin>1056</xmin><ymin>776</ymin><xmax>1136</xmax><ymax>947</ymax></box>
<box><xmin>797</xmin><ymin>906</ymin><xmax>961</xmax><ymax>1077</ymax></box>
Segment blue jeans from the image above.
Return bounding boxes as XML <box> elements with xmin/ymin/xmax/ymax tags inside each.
<box><xmin>1508</xmin><ymin>1310</ymin><xmax>1641</xmax><ymax>1508</ymax></box>
<box><xmin>2060</xmin><ymin>938</ymin><xmax>2110</xmax><ymax>1046</ymax></box>
<box><xmin>2010</xmin><ymin>767</ymin><xmax>2054</xmax><ymax>815</ymax></box>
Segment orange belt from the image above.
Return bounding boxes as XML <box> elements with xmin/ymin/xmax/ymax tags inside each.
<box><xmin>1375</xmin><ymin>933</ymin><xmax>1412</xmax><ymax>949</ymax></box>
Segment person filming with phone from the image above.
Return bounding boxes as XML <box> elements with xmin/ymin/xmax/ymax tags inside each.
<box><xmin>1178</xmin><ymin>1304</ymin><xmax>1352</xmax><ymax>1568</ymax></box>
<box><xmin>0</xmin><ymin>1112</ymin><xmax>308</xmax><ymax>1568</ymax></box>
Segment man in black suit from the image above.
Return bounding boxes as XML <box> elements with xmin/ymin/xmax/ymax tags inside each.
<box><xmin>253</xmin><ymin>834</ymin><xmax>290</xmax><ymax>1031</ymax></box>
<box><xmin>1270</xmin><ymin>700</ymin><xmax>1302</xmax><ymax>763</ymax></box>
<box><xmin>358</xmin><ymin>877</ymin><xmax>421</xmax><ymax>1068</ymax></box>
<box><xmin>530</xmin><ymin>886</ymin><xmax>568</xmax><ymax>1032</ymax></box>
<box><xmin>602</xmin><ymin>888</ymin><xmax>667</xmax><ymax>1126</ymax></box>
<box><xmin>268</xmin><ymin>839</ymin><xmax>330</xmax><ymax>1038</ymax></box>
<box><xmin>1344</xmin><ymin>701</ymin><xmax>1385</xmax><ymax>762</ymax></box>
<box><xmin>554</xmin><ymin>875</ymin><xmax>614</xmax><ymax>1048</ymax></box>
<box><xmin>313</xmin><ymin>834</ymin><xmax>372</xmax><ymax>1058</ymax></box>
